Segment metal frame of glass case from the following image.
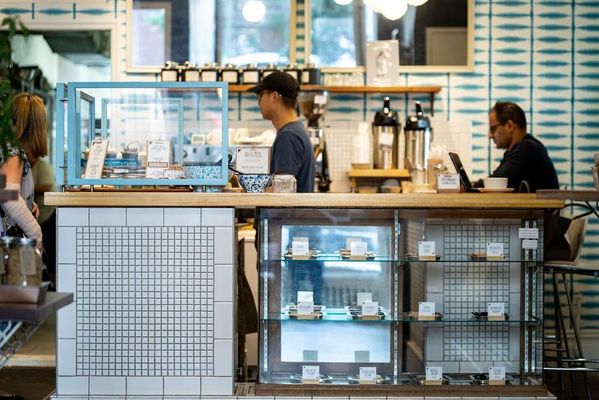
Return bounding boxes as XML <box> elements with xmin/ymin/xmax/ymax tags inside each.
<box><xmin>55</xmin><ymin>81</ymin><xmax>229</xmax><ymax>188</ymax></box>
<box><xmin>257</xmin><ymin>207</ymin><xmax>545</xmax><ymax>395</ymax></box>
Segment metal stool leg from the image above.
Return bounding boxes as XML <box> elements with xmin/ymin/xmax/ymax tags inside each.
<box><xmin>561</xmin><ymin>272</ymin><xmax>592</xmax><ymax>400</ymax></box>
<box><xmin>551</xmin><ymin>272</ymin><xmax>565</xmax><ymax>396</ymax></box>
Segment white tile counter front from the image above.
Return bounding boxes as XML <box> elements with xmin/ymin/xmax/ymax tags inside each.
<box><xmin>53</xmin><ymin>207</ymin><xmax>235</xmax><ymax>399</ymax></box>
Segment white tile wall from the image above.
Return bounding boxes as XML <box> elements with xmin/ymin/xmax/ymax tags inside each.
<box><xmin>89</xmin><ymin>208</ymin><xmax>126</xmax><ymax>226</ymax></box>
<box><xmin>214</xmin><ymin>339</ymin><xmax>233</xmax><ymax>376</ymax></box>
<box><xmin>164</xmin><ymin>208</ymin><xmax>202</xmax><ymax>226</ymax></box>
<box><xmin>201</xmin><ymin>208</ymin><xmax>234</xmax><ymax>226</ymax></box>
<box><xmin>57</xmin><ymin>264</ymin><xmax>76</xmax><ymax>299</ymax></box>
<box><xmin>214</xmin><ymin>264</ymin><xmax>233</xmax><ymax>302</ymax></box>
<box><xmin>57</xmin><ymin>303</ymin><xmax>76</xmax><ymax>339</ymax></box>
<box><xmin>89</xmin><ymin>377</ymin><xmax>126</xmax><ymax>395</ymax></box>
<box><xmin>200</xmin><ymin>376</ymin><xmax>233</xmax><ymax>396</ymax></box>
<box><xmin>126</xmin><ymin>377</ymin><xmax>164</xmax><ymax>395</ymax></box>
<box><xmin>56</xmin><ymin>376</ymin><xmax>88</xmax><ymax>396</ymax></box>
<box><xmin>214</xmin><ymin>302</ymin><xmax>233</xmax><ymax>339</ymax></box>
<box><xmin>214</xmin><ymin>227</ymin><xmax>234</xmax><ymax>264</ymax></box>
<box><xmin>58</xmin><ymin>208</ymin><xmax>89</xmax><ymax>226</ymax></box>
<box><xmin>57</xmin><ymin>339</ymin><xmax>76</xmax><ymax>376</ymax></box>
<box><xmin>57</xmin><ymin>227</ymin><xmax>77</xmax><ymax>264</ymax></box>
<box><xmin>163</xmin><ymin>377</ymin><xmax>202</xmax><ymax>395</ymax></box>
<box><xmin>126</xmin><ymin>208</ymin><xmax>163</xmax><ymax>226</ymax></box>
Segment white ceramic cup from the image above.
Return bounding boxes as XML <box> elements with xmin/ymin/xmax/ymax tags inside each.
<box><xmin>483</xmin><ymin>177</ymin><xmax>508</xmax><ymax>189</ymax></box>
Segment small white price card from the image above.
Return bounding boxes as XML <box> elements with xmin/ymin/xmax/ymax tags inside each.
<box><xmin>419</xmin><ymin>302</ymin><xmax>435</xmax><ymax>317</ymax></box>
<box><xmin>425</xmin><ymin>366</ymin><xmax>443</xmax><ymax>382</ymax></box>
<box><xmin>522</xmin><ymin>239</ymin><xmax>538</xmax><ymax>250</ymax></box>
<box><xmin>292</xmin><ymin>237</ymin><xmax>310</xmax><ymax>257</ymax></box>
<box><xmin>418</xmin><ymin>241</ymin><xmax>436</xmax><ymax>258</ymax></box>
<box><xmin>314</xmin><ymin>94</ymin><xmax>327</xmax><ymax>105</ymax></box>
<box><xmin>146</xmin><ymin>140</ymin><xmax>171</xmax><ymax>179</ymax></box>
<box><xmin>297</xmin><ymin>301</ymin><xmax>315</xmax><ymax>316</ymax></box>
<box><xmin>359</xmin><ymin>366</ymin><xmax>377</xmax><ymax>383</ymax></box>
<box><xmin>350</xmin><ymin>241</ymin><xmax>367</xmax><ymax>256</ymax></box>
<box><xmin>236</xmin><ymin>147</ymin><xmax>270</xmax><ymax>174</ymax></box>
<box><xmin>297</xmin><ymin>291</ymin><xmax>314</xmax><ymax>303</ymax></box>
<box><xmin>302</xmin><ymin>365</ymin><xmax>320</xmax><ymax>381</ymax></box>
<box><xmin>357</xmin><ymin>292</ymin><xmax>372</xmax><ymax>305</ymax></box>
<box><xmin>489</xmin><ymin>366</ymin><xmax>506</xmax><ymax>384</ymax></box>
<box><xmin>437</xmin><ymin>173</ymin><xmax>461</xmax><ymax>190</ymax></box>
<box><xmin>362</xmin><ymin>301</ymin><xmax>379</xmax><ymax>316</ymax></box>
<box><xmin>518</xmin><ymin>228</ymin><xmax>539</xmax><ymax>239</ymax></box>
<box><xmin>487</xmin><ymin>302</ymin><xmax>505</xmax><ymax>317</ymax></box>
<box><xmin>486</xmin><ymin>242</ymin><xmax>504</xmax><ymax>258</ymax></box>
<box><xmin>84</xmin><ymin>138</ymin><xmax>109</xmax><ymax>179</ymax></box>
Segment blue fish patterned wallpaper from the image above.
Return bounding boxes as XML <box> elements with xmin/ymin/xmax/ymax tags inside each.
<box><xmin>2</xmin><ymin>0</ymin><xmax>598</xmax><ymax>329</ymax></box>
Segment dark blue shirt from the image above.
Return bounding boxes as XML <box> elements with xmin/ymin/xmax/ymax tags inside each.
<box><xmin>270</xmin><ymin>121</ymin><xmax>315</xmax><ymax>193</ymax></box>
<box><xmin>491</xmin><ymin>134</ymin><xmax>559</xmax><ymax>192</ymax></box>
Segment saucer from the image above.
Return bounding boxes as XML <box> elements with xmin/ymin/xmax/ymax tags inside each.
<box><xmin>479</xmin><ymin>188</ymin><xmax>514</xmax><ymax>193</ymax></box>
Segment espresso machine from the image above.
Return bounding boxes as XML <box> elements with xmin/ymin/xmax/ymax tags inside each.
<box><xmin>298</xmin><ymin>91</ymin><xmax>331</xmax><ymax>192</ymax></box>
<box><xmin>372</xmin><ymin>97</ymin><xmax>402</xmax><ymax>169</ymax></box>
<box><xmin>404</xmin><ymin>101</ymin><xmax>433</xmax><ymax>184</ymax></box>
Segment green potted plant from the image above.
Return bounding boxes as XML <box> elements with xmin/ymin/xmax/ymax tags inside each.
<box><xmin>0</xmin><ymin>16</ymin><xmax>28</xmax><ymax>157</ymax></box>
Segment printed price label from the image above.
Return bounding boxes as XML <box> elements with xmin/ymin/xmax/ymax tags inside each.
<box><xmin>350</xmin><ymin>241</ymin><xmax>367</xmax><ymax>256</ymax></box>
<box><xmin>297</xmin><ymin>301</ymin><xmax>314</xmax><ymax>315</ymax></box>
<box><xmin>518</xmin><ymin>228</ymin><xmax>539</xmax><ymax>239</ymax></box>
<box><xmin>379</xmin><ymin>133</ymin><xmax>394</xmax><ymax>147</ymax></box>
<box><xmin>522</xmin><ymin>239</ymin><xmax>538</xmax><ymax>250</ymax></box>
<box><xmin>486</xmin><ymin>242</ymin><xmax>504</xmax><ymax>257</ymax></box>
<box><xmin>359</xmin><ymin>367</ymin><xmax>377</xmax><ymax>382</ymax></box>
<box><xmin>489</xmin><ymin>366</ymin><xmax>506</xmax><ymax>381</ymax></box>
<box><xmin>426</xmin><ymin>366</ymin><xmax>443</xmax><ymax>381</ymax></box>
<box><xmin>236</xmin><ymin>147</ymin><xmax>270</xmax><ymax>174</ymax></box>
<box><xmin>302</xmin><ymin>365</ymin><xmax>320</xmax><ymax>381</ymax></box>
<box><xmin>292</xmin><ymin>238</ymin><xmax>309</xmax><ymax>256</ymax></box>
<box><xmin>362</xmin><ymin>301</ymin><xmax>379</xmax><ymax>316</ymax></box>
<box><xmin>419</xmin><ymin>302</ymin><xmax>435</xmax><ymax>316</ymax></box>
<box><xmin>418</xmin><ymin>241</ymin><xmax>436</xmax><ymax>257</ymax></box>
<box><xmin>487</xmin><ymin>302</ymin><xmax>505</xmax><ymax>317</ymax></box>
<box><xmin>84</xmin><ymin>138</ymin><xmax>109</xmax><ymax>179</ymax></box>
<box><xmin>357</xmin><ymin>292</ymin><xmax>372</xmax><ymax>305</ymax></box>
<box><xmin>437</xmin><ymin>173</ymin><xmax>461</xmax><ymax>190</ymax></box>
<box><xmin>297</xmin><ymin>291</ymin><xmax>314</xmax><ymax>303</ymax></box>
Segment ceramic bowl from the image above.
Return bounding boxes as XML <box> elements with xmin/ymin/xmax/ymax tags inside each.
<box><xmin>237</xmin><ymin>173</ymin><xmax>274</xmax><ymax>193</ymax></box>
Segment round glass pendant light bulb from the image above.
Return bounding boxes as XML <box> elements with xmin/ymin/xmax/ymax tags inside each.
<box><xmin>381</xmin><ymin>0</ymin><xmax>408</xmax><ymax>20</ymax></box>
<box><xmin>407</xmin><ymin>0</ymin><xmax>429</xmax><ymax>5</ymax></box>
<box><xmin>334</xmin><ymin>0</ymin><xmax>353</xmax><ymax>5</ymax></box>
<box><xmin>242</xmin><ymin>0</ymin><xmax>266</xmax><ymax>23</ymax></box>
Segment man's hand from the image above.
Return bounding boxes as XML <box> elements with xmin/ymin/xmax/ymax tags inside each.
<box><xmin>31</xmin><ymin>202</ymin><xmax>40</xmax><ymax>219</ymax></box>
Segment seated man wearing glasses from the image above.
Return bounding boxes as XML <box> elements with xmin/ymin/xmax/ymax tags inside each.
<box><xmin>480</xmin><ymin>101</ymin><xmax>559</xmax><ymax>192</ymax></box>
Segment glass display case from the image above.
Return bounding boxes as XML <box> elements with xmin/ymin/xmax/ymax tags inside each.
<box><xmin>258</xmin><ymin>208</ymin><xmax>544</xmax><ymax>394</ymax></box>
<box><xmin>55</xmin><ymin>82</ymin><xmax>229</xmax><ymax>188</ymax></box>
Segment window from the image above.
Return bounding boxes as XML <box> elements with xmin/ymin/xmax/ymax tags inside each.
<box><xmin>128</xmin><ymin>0</ymin><xmax>292</xmax><ymax>70</ymax></box>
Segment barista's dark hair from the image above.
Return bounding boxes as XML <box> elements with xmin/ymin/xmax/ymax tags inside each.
<box><xmin>281</xmin><ymin>96</ymin><xmax>297</xmax><ymax>110</ymax></box>
<box><xmin>491</xmin><ymin>101</ymin><xmax>527</xmax><ymax>131</ymax></box>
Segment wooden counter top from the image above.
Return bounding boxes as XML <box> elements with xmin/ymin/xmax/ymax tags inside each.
<box><xmin>46</xmin><ymin>192</ymin><xmax>563</xmax><ymax>209</ymax></box>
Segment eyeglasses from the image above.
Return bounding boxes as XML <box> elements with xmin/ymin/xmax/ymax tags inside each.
<box><xmin>489</xmin><ymin>122</ymin><xmax>502</xmax><ymax>134</ymax></box>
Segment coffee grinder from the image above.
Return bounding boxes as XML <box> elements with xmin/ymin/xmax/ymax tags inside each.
<box><xmin>298</xmin><ymin>90</ymin><xmax>331</xmax><ymax>192</ymax></box>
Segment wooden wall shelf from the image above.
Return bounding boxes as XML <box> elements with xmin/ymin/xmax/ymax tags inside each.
<box><xmin>229</xmin><ymin>84</ymin><xmax>442</xmax><ymax>115</ymax></box>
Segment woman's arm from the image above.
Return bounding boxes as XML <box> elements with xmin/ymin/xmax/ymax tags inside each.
<box><xmin>1</xmin><ymin>156</ymin><xmax>43</xmax><ymax>249</ymax></box>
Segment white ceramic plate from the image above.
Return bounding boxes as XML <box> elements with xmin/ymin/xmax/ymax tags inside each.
<box><xmin>479</xmin><ymin>188</ymin><xmax>514</xmax><ymax>193</ymax></box>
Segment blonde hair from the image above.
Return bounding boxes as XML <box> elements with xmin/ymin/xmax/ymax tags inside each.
<box><xmin>10</xmin><ymin>93</ymin><xmax>48</xmax><ymax>162</ymax></box>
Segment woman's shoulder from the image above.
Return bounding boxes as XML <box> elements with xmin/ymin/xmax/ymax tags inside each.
<box><xmin>1</xmin><ymin>144</ymin><xmax>29</xmax><ymax>173</ymax></box>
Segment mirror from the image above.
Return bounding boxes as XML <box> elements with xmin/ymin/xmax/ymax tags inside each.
<box><xmin>127</xmin><ymin>0</ymin><xmax>294</xmax><ymax>71</ymax></box>
<box><xmin>308</xmin><ymin>0</ymin><xmax>473</xmax><ymax>72</ymax></box>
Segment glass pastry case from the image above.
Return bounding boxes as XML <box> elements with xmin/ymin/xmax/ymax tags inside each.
<box><xmin>257</xmin><ymin>208</ymin><xmax>544</xmax><ymax>393</ymax></box>
<box><xmin>55</xmin><ymin>81</ymin><xmax>229</xmax><ymax>188</ymax></box>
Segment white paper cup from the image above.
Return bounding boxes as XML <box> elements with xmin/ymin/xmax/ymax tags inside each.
<box><xmin>483</xmin><ymin>177</ymin><xmax>508</xmax><ymax>189</ymax></box>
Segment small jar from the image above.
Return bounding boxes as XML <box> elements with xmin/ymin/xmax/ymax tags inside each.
<box><xmin>182</xmin><ymin>61</ymin><xmax>200</xmax><ymax>82</ymax></box>
<box><xmin>160</xmin><ymin>60</ymin><xmax>180</xmax><ymax>82</ymax></box>
<box><xmin>7</xmin><ymin>237</ymin><xmax>42</xmax><ymax>287</ymax></box>
<box><xmin>272</xmin><ymin>174</ymin><xmax>297</xmax><ymax>193</ymax></box>
<box><xmin>262</xmin><ymin>63</ymin><xmax>278</xmax><ymax>78</ymax></box>
<box><xmin>200</xmin><ymin>63</ymin><xmax>220</xmax><ymax>82</ymax></box>
<box><xmin>283</xmin><ymin>63</ymin><xmax>300</xmax><ymax>82</ymax></box>
<box><xmin>242</xmin><ymin>63</ymin><xmax>260</xmax><ymax>84</ymax></box>
<box><xmin>302</xmin><ymin>63</ymin><xmax>321</xmax><ymax>85</ymax></box>
<box><xmin>221</xmin><ymin>63</ymin><xmax>240</xmax><ymax>83</ymax></box>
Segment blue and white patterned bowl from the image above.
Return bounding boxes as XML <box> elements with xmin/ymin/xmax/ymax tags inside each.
<box><xmin>237</xmin><ymin>174</ymin><xmax>274</xmax><ymax>193</ymax></box>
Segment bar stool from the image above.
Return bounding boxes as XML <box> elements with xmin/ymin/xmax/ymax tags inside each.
<box><xmin>544</xmin><ymin>216</ymin><xmax>599</xmax><ymax>400</ymax></box>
